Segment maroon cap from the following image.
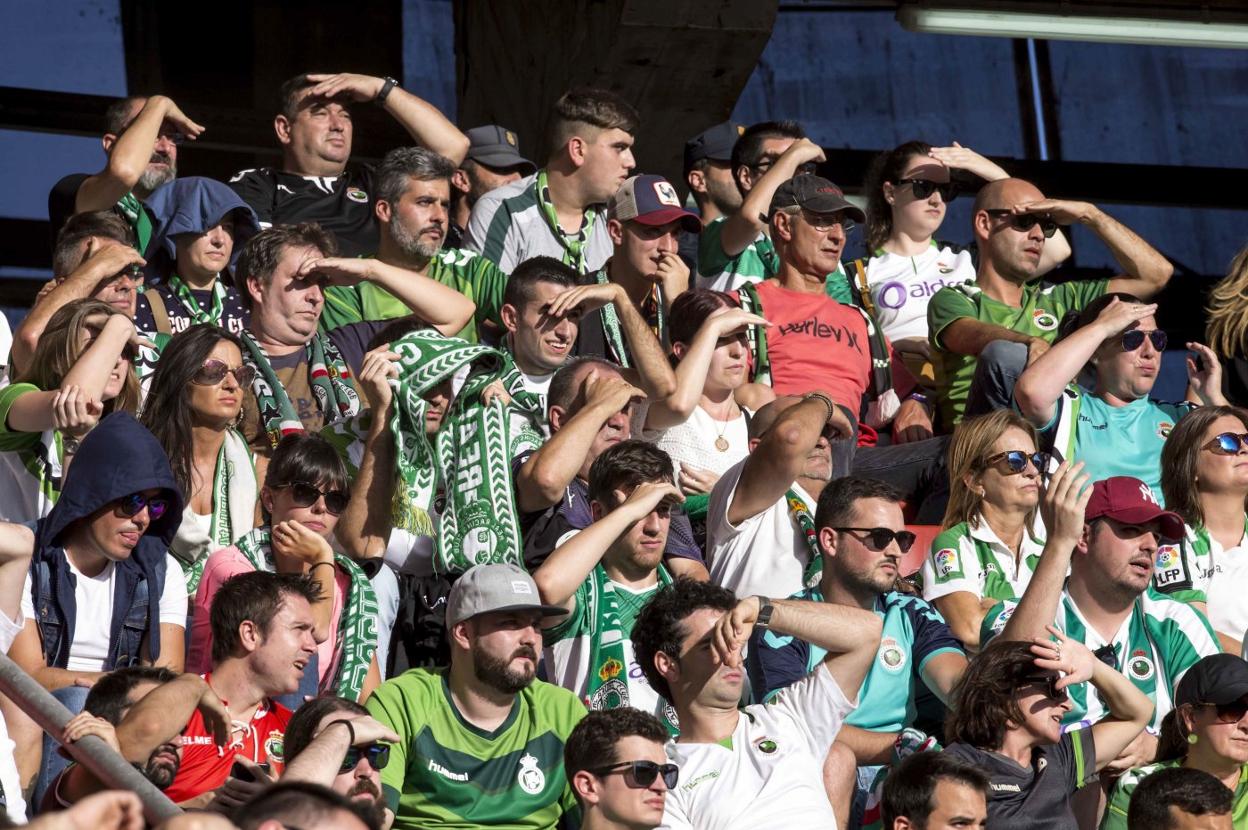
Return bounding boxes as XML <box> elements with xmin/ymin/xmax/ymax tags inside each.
<box><xmin>609</xmin><ymin>175</ymin><xmax>701</xmax><ymax>233</ymax></box>
<box><xmin>1084</xmin><ymin>476</ymin><xmax>1184</xmax><ymax>540</ymax></box>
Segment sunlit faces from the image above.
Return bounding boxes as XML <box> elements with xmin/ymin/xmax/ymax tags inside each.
<box><xmin>178</xmin><ymin>216</ymin><xmax>236</xmax><ymax>282</ymax></box>
<box><xmin>81</xmin><ymin>486</ymin><xmax>166</xmax><ymax>561</ymax></box>
<box><xmin>738</xmin><ymin>136</ymin><xmax>799</xmax><ymax>194</ymax></box>
<box><xmin>914</xmin><ymin>779</ymin><xmax>989</xmax><ymax>830</ymax></box>
<box><xmin>659</xmin><ymin>607</ymin><xmax>743</xmax><ymax>709</ymax></box>
<box><xmin>464</xmin><ymin>159</ymin><xmax>526</xmax><ymax>202</ymax></box>
<box><xmin>76</xmin><ymin>312</ymin><xmax>133</xmax><ymax>402</ymax></box>
<box><xmin>188</xmin><ymin>339</ymin><xmax>246</xmax><ymax>428</ymax></box>
<box><xmin>1195</xmin><ymin>415</ymin><xmax>1248</xmax><ymax>495</ymax></box>
<box><xmin>979</xmin><ymin>180</ymin><xmax>1048</xmax><ymax>283</ymax></box>
<box><xmin>465</xmin><ymin>609</ymin><xmax>543</xmax><ymax>695</ymax></box>
<box><xmin>1182</xmin><ymin>699</ymin><xmax>1248</xmax><ymax>766</ymax></box>
<box><xmin>87</xmin><ymin>241</ymin><xmax>141</xmax><ymax>318</ymax></box>
<box><xmin>422</xmin><ymin>377</ymin><xmax>454</xmax><ymax>435</ymax></box>
<box><xmin>249</xmin><ymin>593</ymin><xmax>318</xmax><ymax>696</ymax></box>
<box><xmin>505</xmin><ymin>281</ymin><xmax>580</xmax><ymax>375</ymax></box>
<box><xmin>776</xmin><ymin>208</ymin><xmax>849</xmax><ymax>278</ymax></box>
<box><xmin>316</xmin><ymin>712</ymin><xmax>387</xmax><ymax>814</ymax></box>
<box><xmin>284</xmin><ymin>92</ymin><xmax>353</xmax><ymax>171</ymax></box>
<box><xmin>1085</xmin><ymin>517</ymin><xmax>1161</xmax><ymax>596</ymax></box>
<box><xmin>386</xmin><ymin>177</ymin><xmax>450</xmax><ymax>260</ymax></box>
<box><xmin>1090</xmin><ymin>312</ymin><xmax>1162</xmax><ymax>401</ymax></box>
<box><xmin>594</xmin><ymin>485</ymin><xmax>674</xmax><ymax>575</ymax></box>
<box><xmin>970</xmin><ymin>426</ymin><xmax>1041</xmax><ymax>514</ymax></box>
<box><xmin>105</xmin><ymin>98</ymin><xmax>180</xmax><ymax>193</ymax></box>
<box><xmin>248</xmin><ymin>244</ymin><xmax>325</xmax><ymax>346</ymax></box>
<box><xmin>579</xmin><ymin>127</ymin><xmax>636</xmax><ymax>204</ymax></box>
<box><xmin>609</xmin><ymin>219</ymin><xmax>682</xmax><ymax>282</ymax></box>
<box><xmin>262</xmin><ymin>477</ymin><xmax>345</xmax><ymax>539</ymax></box>
<box><xmin>825</xmin><ymin>497</ymin><xmax>907</xmax><ymax>595</ymax></box>
<box><xmin>1013</xmin><ymin>673</ymin><xmax>1071</xmax><ymax>746</ymax></box>
<box><xmin>590</xmin><ymin>735</ymin><xmax>671</xmax><ymax>829</ymax></box>
<box><xmin>886</xmin><ymin>154</ymin><xmax>952</xmax><ymax>240</ymax></box>
<box><xmin>704</xmin><ymin>329</ymin><xmax>749</xmax><ymax>394</ymax></box>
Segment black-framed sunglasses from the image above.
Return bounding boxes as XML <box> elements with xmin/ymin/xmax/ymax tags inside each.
<box><xmin>116</xmin><ymin>492</ymin><xmax>170</xmax><ymax>522</ymax></box>
<box><xmin>898</xmin><ymin>178</ymin><xmax>957</xmax><ymax>203</ymax></box>
<box><xmin>1198</xmin><ymin>696</ymin><xmax>1248</xmax><ymax>724</ymax></box>
<box><xmin>834</xmin><ymin>527</ymin><xmax>917</xmax><ymax>553</ymax></box>
<box><xmin>339</xmin><ymin>743</ymin><xmax>390</xmax><ymax>773</ymax></box>
<box><xmin>1120</xmin><ymin>329</ymin><xmax>1167</xmax><ymax>352</ymax></box>
<box><xmin>588</xmin><ymin>760</ymin><xmax>679</xmax><ymax>790</ymax></box>
<box><xmin>984</xmin><ymin>209</ymin><xmax>1060</xmax><ymax>238</ymax></box>
<box><xmin>1203</xmin><ymin>432</ymin><xmax>1248</xmax><ymax>456</ymax></box>
<box><xmin>1022</xmin><ymin>672</ymin><xmax>1068</xmax><ymax>703</ymax></box>
<box><xmin>982</xmin><ymin>450</ymin><xmax>1045</xmax><ymax>476</ymax></box>
<box><xmin>192</xmin><ymin>359</ymin><xmax>256</xmax><ymax>388</ymax></box>
<box><xmin>281</xmin><ymin>481</ymin><xmax>350</xmax><ymax>516</ymax></box>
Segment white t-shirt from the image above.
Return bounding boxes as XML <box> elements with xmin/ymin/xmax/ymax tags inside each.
<box><xmin>21</xmin><ymin>553</ymin><xmax>188</xmax><ymax>672</ymax></box>
<box><xmin>660</xmin><ymin>662</ymin><xmax>854</xmax><ymax>830</ymax></box>
<box><xmin>865</xmin><ymin>243</ymin><xmax>975</xmax><ymax>341</ymax></box>
<box><xmin>648</xmin><ymin>405</ymin><xmax>751</xmax><ymax>483</ymax></box>
<box><xmin>0</xmin><ymin>611</ymin><xmax>26</xmax><ymax>822</ymax></box>
<box><xmin>1195</xmin><ymin>531</ymin><xmax>1248</xmax><ymax>642</ymax></box>
<box><xmin>706</xmin><ymin>459</ymin><xmax>816</xmax><ymax>599</ymax></box>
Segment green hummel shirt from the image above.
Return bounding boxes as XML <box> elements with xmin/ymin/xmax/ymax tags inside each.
<box><xmin>319</xmin><ymin>249</ymin><xmax>507</xmax><ymax>343</ymax></box>
<box><xmin>697</xmin><ymin>217</ymin><xmax>778</xmax><ymax>291</ymax></box>
<box><xmin>927</xmin><ymin>277</ymin><xmax>1108</xmax><ymax>426</ymax></box>
<box><xmin>366</xmin><ymin>668</ymin><xmax>586</xmax><ymax>830</ymax></box>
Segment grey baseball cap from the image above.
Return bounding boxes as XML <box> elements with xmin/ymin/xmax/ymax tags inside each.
<box><xmin>464</xmin><ymin>125</ymin><xmax>537</xmax><ymax>174</ymax></box>
<box><xmin>446</xmin><ymin>563</ymin><xmax>567</xmax><ymax>627</ymax></box>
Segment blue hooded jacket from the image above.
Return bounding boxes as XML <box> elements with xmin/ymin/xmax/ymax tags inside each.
<box><xmin>29</xmin><ymin>412</ymin><xmax>185</xmax><ymax>670</ymax></box>
<box><xmin>143</xmin><ymin>176</ymin><xmax>261</xmax><ymax>280</ymax></box>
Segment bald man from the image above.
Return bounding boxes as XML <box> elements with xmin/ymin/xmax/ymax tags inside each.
<box><xmin>926</xmin><ymin>178</ymin><xmax>1173</xmax><ymax>427</ymax></box>
<box><xmin>705</xmin><ymin>392</ymin><xmax>855</xmax><ymax>598</ymax></box>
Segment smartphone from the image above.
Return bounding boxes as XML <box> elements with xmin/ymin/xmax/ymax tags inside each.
<box><xmin>230</xmin><ymin>759</ymin><xmax>270</xmax><ymax>782</ymax></box>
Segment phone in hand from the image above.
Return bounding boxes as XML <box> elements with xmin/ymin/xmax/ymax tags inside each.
<box><xmin>230</xmin><ymin>759</ymin><xmax>270</xmax><ymax>783</ymax></box>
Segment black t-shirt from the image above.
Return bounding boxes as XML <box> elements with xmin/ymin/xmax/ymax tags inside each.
<box><xmin>134</xmin><ymin>283</ymin><xmax>251</xmax><ymax>337</ymax></box>
<box><xmin>227</xmin><ymin>165</ymin><xmax>379</xmax><ymax>258</ymax></box>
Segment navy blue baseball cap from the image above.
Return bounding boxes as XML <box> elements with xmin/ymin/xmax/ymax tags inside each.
<box><xmin>684</xmin><ymin>122</ymin><xmax>743</xmax><ymax>173</ymax></box>
<box><xmin>609</xmin><ymin>175</ymin><xmax>701</xmax><ymax>233</ymax></box>
<box><xmin>464</xmin><ymin>125</ymin><xmax>537</xmax><ymax>173</ymax></box>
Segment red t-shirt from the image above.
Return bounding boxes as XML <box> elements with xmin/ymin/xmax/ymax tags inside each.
<box><xmin>162</xmin><ymin>676</ymin><xmax>292</xmax><ymax>804</ymax></box>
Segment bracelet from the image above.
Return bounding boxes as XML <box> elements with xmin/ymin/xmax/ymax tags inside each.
<box><xmin>326</xmin><ymin>718</ymin><xmax>356</xmax><ymax>745</ymax></box>
<box><xmin>802</xmin><ymin>391</ymin><xmax>836</xmax><ymax>421</ymax></box>
<box><xmin>375</xmin><ymin>76</ymin><xmax>398</xmax><ymax>104</ymax></box>
<box><xmin>311</xmin><ymin>561</ymin><xmax>337</xmax><ymax>572</ymax></box>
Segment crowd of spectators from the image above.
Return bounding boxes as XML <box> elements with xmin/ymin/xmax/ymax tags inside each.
<box><xmin>0</xmin><ymin>64</ymin><xmax>1245</xmax><ymax>830</ymax></box>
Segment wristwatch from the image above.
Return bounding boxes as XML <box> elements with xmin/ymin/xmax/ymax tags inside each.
<box><xmin>375</xmin><ymin>76</ymin><xmax>399</xmax><ymax>104</ymax></box>
<box><xmin>754</xmin><ymin>595</ymin><xmax>774</xmax><ymax>630</ymax></box>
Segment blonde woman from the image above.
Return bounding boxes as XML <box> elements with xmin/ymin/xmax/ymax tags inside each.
<box><xmin>0</xmin><ymin>299</ymin><xmax>140</xmax><ymax>522</ymax></box>
<box><xmin>920</xmin><ymin>410</ymin><xmax>1046</xmax><ymax>649</ymax></box>
<box><xmin>1206</xmin><ymin>243</ymin><xmax>1248</xmax><ymax>407</ymax></box>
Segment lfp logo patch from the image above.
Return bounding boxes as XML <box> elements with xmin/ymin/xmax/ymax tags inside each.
<box><xmin>1032</xmin><ymin>309</ymin><xmax>1058</xmax><ymax>331</ymax></box>
<box><xmin>1153</xmin><ymin>544</ymin><xmax>1187</xmax><ymax>589</ymax></box>
<box><xmin>934</xmin><ymin>548</ymin><xmax>959</xmax><ymax>578</ymax></box>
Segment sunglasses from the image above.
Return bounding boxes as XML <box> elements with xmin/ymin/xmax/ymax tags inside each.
<box><xmin>898</xmin><ymin>178</ymin><xmax>957</xmax><ymax>203</ymax></box>
<box><xmin>282</xmin><ymin>481</ymin><xmax>349</xmax><ymax>516</ymax></box>
<box><xmin>1200</xmin><ymin>697</ymin><xmax>1248</xmax><ymax>724</ymax></box>
<box><xmin>1203</xmin><ymin>432</ymin><xmax>1248</xmax><ymax>456</ymax></box>
<box><xmin>750</xmin><ymin>157</ymin><xmax>817</xmax><ymax>177</ymax></box>
<box><xmin>589</xmin><ymin>760</ymin><xmax>679</xmax><ymax>790</ymax></box>
<box><xmin>1119</xmin><ymin>329</ymin><xmax>1167</xmax><ymax>352</ymax></box>
<box><xmin>339</xmin><ymin>743</ymin><xmax>390</xmax><ymax>773</ymax></box>
<box><xmin>984</xmin><ymin>209</ymin><xmax>1060</xmax><ymax>238</ymax></box>
<box><xmin>1022</xmin><ymin>673</ymin><xmax>1068</xmax><ymax>703</ymax></box>
<box><xmin>834</xmin><ymin>527</ymin><xmax>917</xmax><ymax>553</ymax></box>
<box><xmin>116</xmin><ymin>492</ymin><xmax>170</xmax><ymax>522</ymax></box>
<box><xmin>983</xmin><ymin>450</ymin><xmax>1045</xmax><ymax>476</ymax></box>
<box><xmin>192</xmin><ymin>359</ymin><xmax>256</xmax><ymax>388</ymax></box>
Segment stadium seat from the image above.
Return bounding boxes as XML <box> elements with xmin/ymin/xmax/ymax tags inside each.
<box><xmin>900</xmin><ymin>525</ymin><xmax>941</xmax><ymax>578</ymax></box>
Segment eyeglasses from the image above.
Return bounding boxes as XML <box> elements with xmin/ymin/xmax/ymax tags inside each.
<box><xmin>801</xmin><ymin>210</ymin><xmax>856</xmax><ymax>235</ymax></box>
<box><xmin>116</xmin><ymin>492</ymin><xmax>170</xmax><ymax>522</ymax></box>
<box><xmin>280</xmin><ymin>481</ymin><xmax>350</xmax><ymax>516</ymax></box>
<box><xmin>982</xmin><ymin>450</ymin><xmax>1045</xmax><ymax>476</ymax></box>
<box><xmin>588</xmin><ymin>760</ymin><xmax>679</xmax><ymax>790</ymax></box>
<box><xmin>834</xmin><ymin>527</ymin><xmax>917</xmax><ymax>553</ymax></box>
<box><xmin>750</xmin><ymin>156</ymin><xmax>817</xmax><ymax>177</ymax></box>
<box><xmin>898</xmin><ymin>178</ymin><xmax>957</xmax><ymax>203</ymax></box>
<box><xmin>108</xmin><ymin>263</ymin><xmax>144</xmax><ymax>284</ymax></box>
<box><xmin>984</xmin><ymin>209</ymin><xmax>1060</xmax><ymax>238</ymax></box>
<box><xmin>1120</xmin><ymin>329</ymin><xmax>1167</xmax><ymax>352</ymax></box>
<box><xmin>1203</xmin><ymin>432</ymin><xmax>1248</xmax><ymax>456</ymax></box>
<box><xmin>192</xmin><ymin>359</ymin><xmax>256</xmax><ymax>388</ymax></box>
<box><xmin>339</xmin><ymin>743</ymin><xmax>390</xmax><ymax>773</ymax></box>
<box><xmin>1021</xmin><ymin>673</ymin><xmax>1068</xmax><ymax>703</ymax></box>
<box><xmin>1199</xmin><ymin>696</ymin><xmax>1248</xmax><ymax>724</ymax></box>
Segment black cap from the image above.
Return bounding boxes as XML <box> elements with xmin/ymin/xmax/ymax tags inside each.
<box><xmin>769</xmin><ymin>175</ymin><xmax>866</xmax><ymax>223</ymax></box>
<box><xmin>684</xmin><ymin>122</ymin><xmax>742</xmax><ymax>173</ymax></box>
<box><xmin>464</xmin><ymin>125</ymin><xmax>537</xmax><ymax>174</ymax></box>
<box><xmin>1175</xmin><ymin>653</ymin><xmax>1248</xmax><ymax>707</ymax></box>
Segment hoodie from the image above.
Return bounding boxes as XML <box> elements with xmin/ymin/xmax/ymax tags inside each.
<box><xmin>30</xmin><ymin>412</ymin><xmax>185</xmax><ymax>669</ymax></box>
<box><xmin>143</xmin><ymin>176</ymin><xmax>261</xmax><ymax>279</ymax></box>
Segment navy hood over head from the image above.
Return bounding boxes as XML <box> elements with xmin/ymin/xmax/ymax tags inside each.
<box><xmin>31</xmin><ymin>412</ymin><xmax>185</xmax><ymax>669</ymax></box>
<box><xmin>143</xmin><ymin>176</ymin><xmax>261</xmax><ymax>280</ymax></box>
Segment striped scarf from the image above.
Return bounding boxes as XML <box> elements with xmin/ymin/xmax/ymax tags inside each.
<box><xmin>240</xmin><ymin>330</ymin><xmax>361</xmax><ymax>448</ymax></box>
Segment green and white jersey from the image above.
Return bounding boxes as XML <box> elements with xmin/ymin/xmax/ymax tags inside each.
<box><xmin>982</xmin><ymin>586</ymin><xmax>1219</xmax><ymax>730</ymax></box>
<box><xmin>463</xmin><ymin>172</ymin><xmax>611</xmax><ymax>274</ymax></box>
<box><xmin>319</xmin><ymin>249</ymin><xmax>508</xmax><ymax>344</ymax></box>
<box><xmin>927</xmin><ymin>277</ymin><xmax>1108</xmax><ymax>426</ymax></box>
<box><xmin>696</xmin><ymin>217</ymin><xmax>778</xmax><ymax>292</ymax></box>
<box><xmin>366</xmin><ymin>668</ymin><xmax>586</xmax><ymax>830</ymax></box>
<box><xmin>1103</xmin><ymin>758</ymin><xmax>1248</xmax><ymax>830</ymax></box>
<box><xmin>1152</xmin><ymin>519</ymin><xmax>1248</xmax><ymax>643</ymax></box>
<box><xmin>918</xmin><ymin>516</ymin><xmax>1046</xmax><ymax>603</ymax></box>
<box><xmin>0</xmin><ymin>383</ymin><xmax>64</xmax><ymax>523</ymax></box>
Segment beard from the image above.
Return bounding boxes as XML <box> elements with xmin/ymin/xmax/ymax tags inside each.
<box><xmin>347</xmin><ymin>779</ymin><xmax>387</xmax><ymax>826</ymax></box>
<box><xmin>137</xmin><ymin>153</ymin><xmax>176</xmax><ymax>195</ymax></box>
<box><xmin>144</xmin><ymin>743</ymin><xmax>181</xmax><ymax>789</ymax></box>
<box><xmin>473</xmin><ymin>643</ymin><xmax>538</xmax><ymax>695</ymax></box>
<box><xmin>390</xmin><ymin>217</ymin><xmax>443</xmax><ymax>261</ymax></box>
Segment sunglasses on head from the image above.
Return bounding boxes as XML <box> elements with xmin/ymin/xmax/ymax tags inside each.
<box><xmin>983</xmin><ymin>450</ymin><xmax>1045</xmax><ymax>476</ymax></box>
<box><xmin>589</xmin><ymin>760</ymin><xmax>679</xmax><ymax>790</ymax></box>
<box><xmin>282</xmin><ymin>481</ymin><xmax>349</xmax><ymax>515</ymax></box>
<box><xmin>1119</xmin><ymin>329</ymin><xmax>1167</xmax><ymax>352</ymax></box>
<box><xmin>1203</xmin><ymin>432</ymin><xmax>1248</xmax><ymax>456</ymax></box>
<box><xmin>1022</xmin><ymin>673</ymin><xmax>1068</xmax><ymax>703</ymax></box>
<box><xmin>192</xmin><ymin>359</ymin><xmax>256</xmax><ymax>388</ymax></box>
<box><xmin>984</xmin><ymin>209</ymin><xmax>1060</xmax><ymax>238</ymax></box>
<box><xmin>834</xmin><ymin>527</ymin><xmax>917</xmax><ymax>553</ymax></box>
<box><xmin>339</xmin><ymin>743</ymin><xmax>390</xmax><ymax>773</ymax></box>
<box><xmin>898</xmin><ymin>178</ymin><xmax>957</xmax><ymax>203</ymax></box>
<box><xmin>116</xmin><ymin>492</ymin><xmax>170</xmax><ymax>522</ymax></box>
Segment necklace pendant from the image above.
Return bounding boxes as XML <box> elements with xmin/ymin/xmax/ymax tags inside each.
<box><xmin>715</xmin><ymin>436</ymin><xmax>730</xmax><ymax>452</ymax></box>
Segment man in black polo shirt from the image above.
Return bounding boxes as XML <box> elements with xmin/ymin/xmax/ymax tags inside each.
<box><xmin>447</xmin><ymin>125</ymin><xmax>536</xmax><ymax>250</ymax></box>
<box><xmin>229</xmin><ymin>72</ymin><xmax>469</xmax><ymax>258</ymax></box>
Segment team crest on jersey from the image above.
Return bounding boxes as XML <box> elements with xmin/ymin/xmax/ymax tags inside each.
<box><xmin>517</xmin><ymin>753</ymin><xmax>546</xmax><ymax>794</ymax></box>
<box><xmin>754</xmin><ymin>737</ymin><xmax>778</xmax><ymax>754</ymax></box>
<box><xmin>590</xmin><ymin>679</ymin><xmax>629</xmax><ymax>710</ymax></box>
<box><xmin>264</xmin><ymin>731</ymin><xmax>285</xmax><ymax>763</ymax></box>
<box><xmin>1032</xmin><ymin>309</ymin><xmax>1058</xmax><ymax>331</ymax></box>
<box><xmin>653</xmin><ymin>181</ymin><xmax>681</xmax><ymax>207</ymax></box>
<box><xmin>878</xmin><ymin>637</ymin><xmax>908</xmax><ymax>673</ymax></box>
<box><xmin>1156</xmin><ymin>421</ymin><xmax>1174</xmax><ymax>440</ymax></box>
<box><xmin>934</xmin><ymin>548</ymin><xmax>959</xmax><ymax>578</ymax></box>
<box><xmin>347</xmin><ymin>187</ymin><xmax>369</xmax><ymax>203</ymax></box>
<box><xmin>1128</xmin><ymin>650</ymin><xmax>1155</xmax><ymax>681</ymax></box>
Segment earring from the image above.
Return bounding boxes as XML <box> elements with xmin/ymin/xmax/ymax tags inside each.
<box><xmin>1187</xmin><ymin>733</ymin><xmax>1199</xmax><ymax>745</ymax></box>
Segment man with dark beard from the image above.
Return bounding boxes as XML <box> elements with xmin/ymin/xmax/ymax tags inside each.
<box><xmin>282</xmin><ymin>697</ymin><xmax>399</xmax><ymax>829</ymax></box>
<box><xmin>366</xmin><ymin>563</ymin><xmax>587</xmax><ymax>830</ymax></box>
<box><xmin>319</xmin><ymin>146</ymin><xmax>510</xmax><ymax>344</ymax></box>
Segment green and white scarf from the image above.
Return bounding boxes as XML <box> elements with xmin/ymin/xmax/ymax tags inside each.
<box><xmin>240</xmin><ymin>330</ymin><xmax>360</xmax><ymax>449</ymax></box>
<box><xmin>787</xmin><ymin>489</ymin><xmax>823</xmax><ymax>588</ymax></box>
<box><xmin>117</xmin><ymin>191</ymin><xmax>153</xmax><ymax>253</ymax></box>
<box><xmin>234</xmin><ymin>528</ymin><xmax>378</xmax><ymax>701</ymax></box>
<box><xmin>585</xmin><ymin>564</ymin><xmax>679</xmax><ymax>734</ymax></box>
<box><xmin>170</xmin><ymin>429</ymin><xmax>258</xmax><ymax>594</ymax></box>
<box><xmin>389</xmin><ymin>330</ymin><xmax>544</xmax><ymax>573</ymax></box>
<box><xmin>591</xmin><ymin>268</ymin><xmax>666</xmax><ymax>369</ymax></box>
<box><xmin>167</xmin><ymin>274</ymin><xmax>227</xmax><ymax>326</ymax></box>
<box><xmin>536</xmin><ymin>169</ymin><xmax>600</xmax><ymax>273</ymax></box>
